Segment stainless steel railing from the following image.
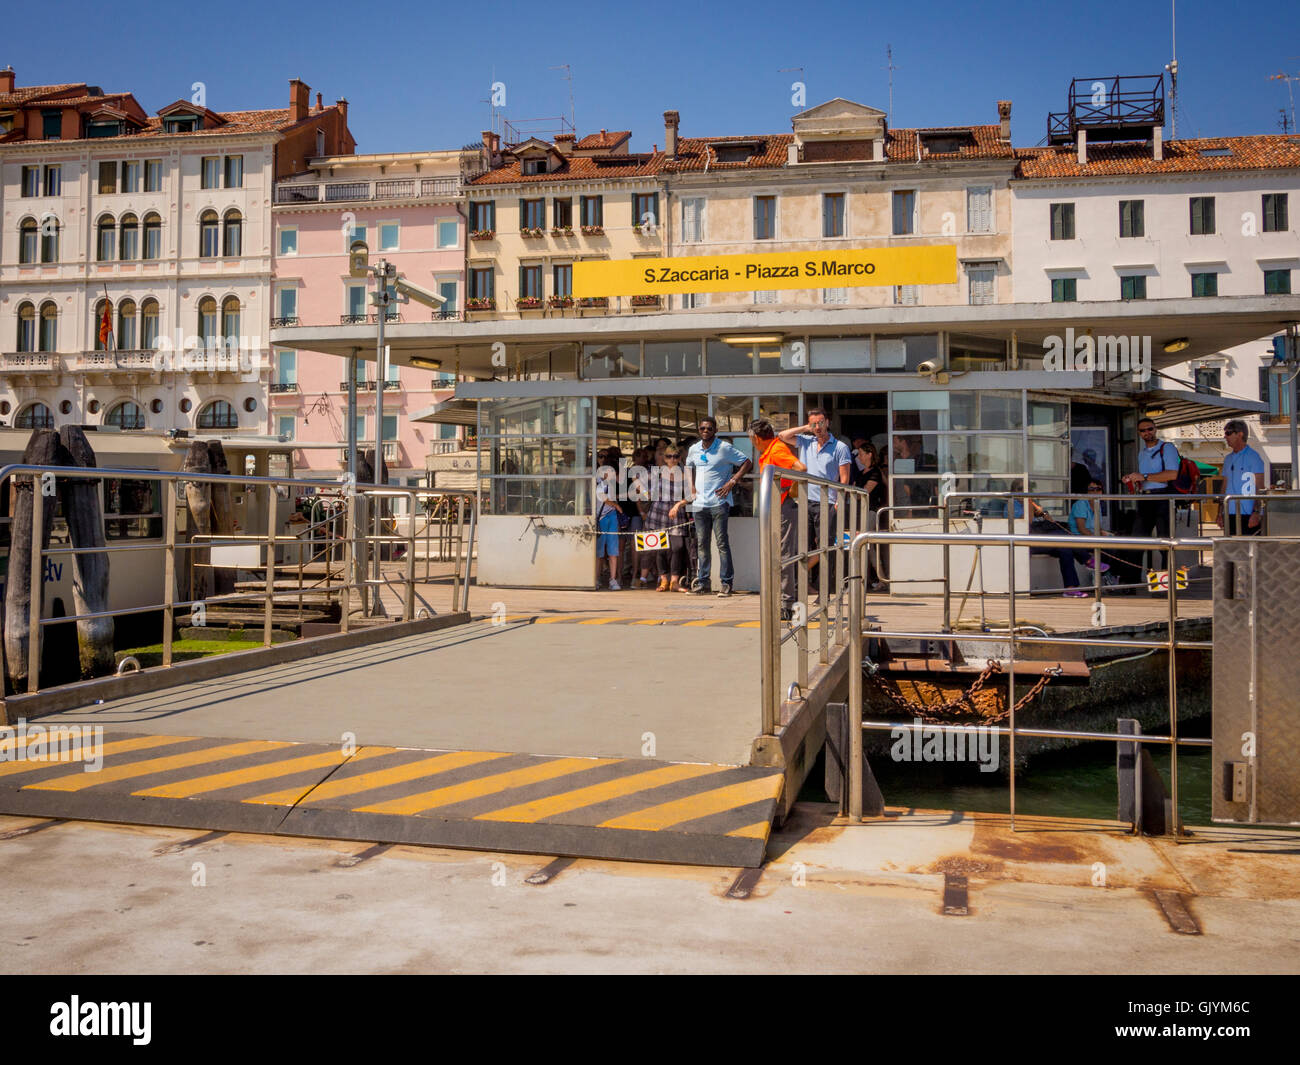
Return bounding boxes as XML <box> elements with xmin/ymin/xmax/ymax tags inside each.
<box><xmin>846</xmin><ymin>526</ymin><xmax>1215</xmax><ymax>834</ymax></box>
<box><xmin>0</xmin><ymin>463</ymin><xmax>476</xmax><ymax>694</ymax></box>
<box><xmin>757</xmin><ymin>464</ymin><xmax>877</xmax><ymax>736</ymax></box>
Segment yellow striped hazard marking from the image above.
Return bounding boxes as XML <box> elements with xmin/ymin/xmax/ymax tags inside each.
<box><xmin>26</xmin><ymin>740</ymin><xmax>294</xmax><ymax>792</ymax></box>
<box><xmin>599</xmin><ymin>776</ymin><xmax>782</xmax><ymax>831</ymax></box>
<box><xmin>355</xmin><ymin>757</ymin><xmax>621</xmax><ymax>816</ymax></box>
<box><xmin>475</xmin><ymin>762</ymin><xmax>720</xmax><ymax>824</ymax></box>
<box><xmin>132</xmin><ymin>747</ymin><xmax>389</xmax><ymax>799</ymax></box>
<box><xmin>0</xmin><ymin>734</ymin><xmax>195</xmax><ymax>778</ymax></box>
<box><xmin>243</xmin><ymin>749</ymin><xmax>511</xmax><ymax>807</ymax></box>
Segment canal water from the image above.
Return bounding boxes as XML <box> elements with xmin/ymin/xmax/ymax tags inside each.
<box><xmin>827</xmin><ymin>716</ymin><xmax>1218</xmax><ymax>824</ymax></box>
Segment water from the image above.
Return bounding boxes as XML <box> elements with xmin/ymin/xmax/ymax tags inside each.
<box><xmin>857</xmin><ymin>717</ymin><xmax>1217</xmax><ymax>824</ymax></box>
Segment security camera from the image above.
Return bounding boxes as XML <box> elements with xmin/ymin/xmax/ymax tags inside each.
<box><xmin>394</xmin><ymin>276</ymin><xmax>446</xmax><ymax>309</ymax></box>
<box><xmin>916</xmin><ymin>359</ymin><xmax>941</xmax><ymax>376</ymax></box>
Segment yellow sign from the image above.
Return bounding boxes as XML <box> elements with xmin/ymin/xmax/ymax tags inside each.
<box><xmin>573</xmin><ymin>245</ymin><xmax>957</xmax><ymax>297</ymax></box>
<box><xmin>635</xmin><ymin>531</ymin><xmax>668</xmax><ymax>552</ymax></box>
<box><xmin>1146</xmin><ymin>567</ymin><xmax>1189</xmax><ymax>592</ymax></box>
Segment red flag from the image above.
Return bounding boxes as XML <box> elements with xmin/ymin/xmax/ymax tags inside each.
<box><xmin>98</xmin><ymin>299</ymin><xmax>113</xmax><ymax>349</ymax></box>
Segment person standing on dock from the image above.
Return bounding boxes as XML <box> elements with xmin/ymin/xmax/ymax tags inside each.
<box><xmin>750</xmin><ymin>418</ymin><xmax>805</xmax><ymax>619</ymax></box>
<box><xmin>684</xmin><ymin>417</ymin><xmax>751</xmax><ymax>597</ymax></box>
<box><xmin>779</xmin><ymin>409</ymin><xmax>852</xmax><ymax>592</ymax></box>
<box><xmin>1221</xmin><ymin>419</ymin><xmax>1265</xmax><ymax>536</ymax></box>
<box><xmin>1121</xmin><ymin>417</ymin><xmax>1179</xmax><ymax>571</ymax></box>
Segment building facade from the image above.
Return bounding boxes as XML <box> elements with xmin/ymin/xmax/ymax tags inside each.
<box><xmin>270</xmin><ymin>150</ymin><xmax>468</xmax><ymax>484</ymax></box>
<box><xmin>1</xmin><ymin>70</ymin><xmax>353</xmax><ymax>438</ymax></box>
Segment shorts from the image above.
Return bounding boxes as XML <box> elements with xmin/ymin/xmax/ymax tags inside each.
<box><xmin>596</xmin><ymin>509</ymin><xmax>620</xmax><ymax>558</ymax></box>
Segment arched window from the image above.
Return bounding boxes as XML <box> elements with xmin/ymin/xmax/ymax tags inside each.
<box><xmin>96</xmin><ymin>215</ymin><xmax>116</xmax><ymax>261</ymax></box>
<box><xmin>119</xmin><ymin>213</ymin><xmax>139</xmax><ymax>260</ymax></box>
<box><xmin>15</xmin><ymin>403</ymin><xmax>54</xmax><ymax>429</ymax></box>
<box><xmin>40</xmin><ymin>215</ymin><xmax>59</xmax><ymax>263</ymax></box>
<box><xmin>105</xmin><ymin>401</ymin><xmax>145</xmax><ymax>430</ymax></box>
<box><xmin>197</xmin><ymin>400</ymin><xmax>237</xmax><ymax>429</ymax></box>
<box><xmin>222</xmin><ymin>210</ymin><xmax>242</xmax><ymax>257</ymax></box>
<box><xmin>140</xmin><ymin>298</ymin><xmax>160</xmax><ymax>350</ymax></box>
<box><xmin>38</xmin><ymin>301</ymin><xmax>57</xmax><ymax>352</ymax></box>
<box><xmin>143</xmin><ymin>212</ymin><xmax>162</xmax><ymax>260</ymax></box>
<box><xmin>199</xmin><ymin>210</ymin><xmax>219</xmax><ymax>258</ymax></box>
<box><xmin>93</xmin><ymin>299</ymin><xmax>112</xmax><ymax>351</ymax></box>
<box><xmin>220</xmin><ymin>296</ymin><xmax>240</xmax><ymax>341</ymax></box>
<box><xmin>197</xmin><ymin>296</ymin><xmax>217</xmax><ymax>343</ymax></box>
<box><xmin>17</xmin><ymin>302</ymin><xmax>36</xmax><ymax>352</ymax></box>
<box><xmin>19</xmin><ymin>218</ymin><xmax>38</xmax><ymax>264</ymax></box>
<box><xmin>117</xmin><ymin>299</ymin><xmax>137</xmax><ymax>350</ymax></box>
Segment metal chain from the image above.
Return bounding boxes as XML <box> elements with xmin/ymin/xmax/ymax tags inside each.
<box><xmin>863</xmin><ymin>658</ymin><xmax>1063</xmax><ymax>723</ymax></box>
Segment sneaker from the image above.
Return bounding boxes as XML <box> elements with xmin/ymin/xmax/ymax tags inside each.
<box><xmin>1084</xmin><ymin>559</ymin><xmax>1110</xmax><ymax>573</ymax></box>
<box><xmin>716</xmin><ymin>584</ymin><xmax>733</xmax><ymax>598</ymax></box>
<box><xmin>608</xmin><ymin>579</ymin><xmax>622</xmax><ymax>591</ymax></box>
<box><xmin>691</xmin><ymin>583</ymin><xmax>711</xmax><ymax>595</ymax></box>
<box><xmin>1063</xmin><ymin>589</ymin><xmax>1087</xmax><ymax>598</ymax></box>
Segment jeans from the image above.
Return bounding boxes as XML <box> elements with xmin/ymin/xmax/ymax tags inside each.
<box><xmin>1134</xmin><ymin>491</ymin><xmax>1173</xmax><ymax>570</ymax></box>
<box><xmin>693</xmin><ymin>504</ymin><xmax>733</xmax><ymax>588</ymax></box>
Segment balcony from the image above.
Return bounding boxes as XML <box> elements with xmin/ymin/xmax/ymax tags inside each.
<box><xmin>338</xmin><ymin>441</ymin><xmax>400</xmax><ymax>464</ymax></box>
<box><xmin>340</xmin><ymin>380</ymin><xmax>379</xmax><ymax>391</ymax></box>
<box><xmin>1</xmin><ymin>352</ymin><xmax>62</xmax><ymax>376</ymax></box>
<box><xmin>431</xmin><ymin>310</ymin><xmax>460</xmax><ymax>321</ymax></box>
<box><xmin>269</xmin><ymin>382</ymin><xmax>298</xmax><ymax>394</ymax></box>
<box><xmin>274</xmin><ymin>176</ymin><xmax>462</xmax><ymax>205</ymax></box>
<box><xmin>340</xmin><ymin>314</ymin><xmax>368</xmax><ymax>325</ymax></box>
<box><xmin>72</xmin><ymin>349</ymin><xmax>159</xmax><ymax>373</ymax></box>
<box><xmin>270</xmin><ymin>316</ymin><xmax>299</xmax><ymax>328</ymax></box>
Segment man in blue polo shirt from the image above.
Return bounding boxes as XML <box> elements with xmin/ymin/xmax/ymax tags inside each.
<box><xmin>684</xmin><ymin>417</ymin><xmax>752</xmax><ymax>596</ymax></box>
<box><xmin>1121</xmin><ymin>416</ymin><xmax>1178</xmax><ymax>570</ymax></box>
<box><xmin>779</xmin><ymin>408</ymin><xmax>852</xmax><ymax>590</ymax></box>
<box><xmin>1221</xmin><ymin>419</ymin><xmax>1266</xmax><ymax>535</ymax></box>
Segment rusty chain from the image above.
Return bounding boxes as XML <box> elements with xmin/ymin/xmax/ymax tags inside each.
<box><xmin>864</xmin><ymin>658</ymin><xmax>1063</xmax><ymax>724</ymax></box>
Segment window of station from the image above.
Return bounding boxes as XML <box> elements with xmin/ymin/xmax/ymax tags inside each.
<box><xmin>582</xmin><ymin>342</ymin><xmax>641</xmax><ymax>379</ymax></box>
<box><xmin>485</xmin><ymin>397</ymin><xmax>593</xmax><ymax>516</ymax></box>
<box><xmin>643</xmin><ymin>340</ymin><xmax>703</xmax><ymax>376</ymax></box>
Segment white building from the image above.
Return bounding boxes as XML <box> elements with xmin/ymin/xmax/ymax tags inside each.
<box><xmin>1</xmin><ymin>71</ymin><xmax>353</xmax><ymax>438</ymax></box>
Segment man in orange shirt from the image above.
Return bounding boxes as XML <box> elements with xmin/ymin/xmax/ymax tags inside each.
<box><xmin>750</xmin><ymin>418</ymin><xmax>806</xmax><ymax>619</ymax></box>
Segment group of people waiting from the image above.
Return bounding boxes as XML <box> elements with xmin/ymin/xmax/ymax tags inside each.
<box><xmin>595</xmin><ymin>410</ymin><xmax>887</xmax><ymax>604</ymax></box>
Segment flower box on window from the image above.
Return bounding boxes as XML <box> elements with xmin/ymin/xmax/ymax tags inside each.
<box><xmin>515</xmin><ymin>297</ymin><xmax>543</xmax><ymax>309</ymax></box>
<box><xmin>630</xmin><ymin>294</ymin><xmax>660</xmax><ymax>307</ymax></box>
<box><xmin>520</xmin><ymin>227</ymin><xmax>546</xmax><ymax>238</ymax></box>
<box><xmin>580</xmin><ymin>225</ymin><xmax>604</xmax><ymax>236</ymax></box>
<box><xmin>550</xmin><ymin>226</ymin><xmax>574</xmax><ymax>237</ymax></box>
<box><xmin>469</xmin><ymin>229</ymin><xmax>495</xmax><ymax>241</ymax></box>
<box><xmin>577</xmin><ymin>296</ymin><xmax>608</xmax><ymax>308</ymax></box>
<box><xmin>631</xmin><ymin>225</ymin><xmax>643</xmax><ymax>235</ymax></box>
<box><xmin>548</xmin><ymin>295</ymin><xmax>574</xmax><ymax>308</ymax></box>
<box><xmin>466</xmin><ymin>297</ymin><xmax>496</xmax><ymax>310</ymax></box>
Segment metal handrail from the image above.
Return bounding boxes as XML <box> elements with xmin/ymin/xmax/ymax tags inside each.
<box><xmin>0</xmin><ymin>463</ymin><xmax>477</xmax><ymax>693</ymax></box>
<box><xmin>758</xmin><ymin>464</ymin><xmax>877</xmax><ymax>736</ymax></box>
<box><xmin>847</xmin><ymin>526</ymin><xmax>1213</xmax><ymax>836</ymax></box>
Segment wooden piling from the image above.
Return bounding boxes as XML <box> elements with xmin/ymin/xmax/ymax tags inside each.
<box><xmin>58</xmin><ymin>426</ymin><xmax>114</xmax><ymax>678</ymax></box>
<box><xmin>206</xmin><ymin>441</ymin><xmax>235</xmax><ymax>595</ymax></box>
<box><xmin>182</xmin><ymin>442</ymin><xmax>213</xmax><ymax>608</ymax></box>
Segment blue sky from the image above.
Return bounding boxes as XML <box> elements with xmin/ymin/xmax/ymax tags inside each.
<box><xmin>10</xmin><ymin>0</ymin><xmax>1300</xmax><ymax>152</ymax></box>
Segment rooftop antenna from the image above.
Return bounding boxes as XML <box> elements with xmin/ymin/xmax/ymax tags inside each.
<box><xmin>549</xmin><ymin>64</ymin><xmax>575</xmax><ymax>131</ymax></box>
<box><xmin>885</xmin><ymin>45</ymin><xmax>899</xmax><ymax>126</ymax></box>
<box><xmin>1164</xmin><ymin>1</ymin><xmax>1178</xmax><ymax>139</ymax></box>
<box><xmin>1270</xmin><ymin>62</ymin><xmax>1300</xmax><ymax>134</ymax></box>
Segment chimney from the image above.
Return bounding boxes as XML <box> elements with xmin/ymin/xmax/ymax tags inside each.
<box><xmin>0</xmin><ymin>67</ymin><xmax>14</xmax><ymax>94</ymax></box>
<box><xmin>1153</xmin><ymin>125</ymin><xmax>1163</xmax><ymax>162</ymax></box>
<box><xmin>554</xmin><ymin>133</ymin><xmax>574</xmax><ymax>156</ymax></box>
<box><xmin>997</xmin><ymin>99</ymin><xmax>1012</xmax><ymax>142</ymax></box>
<box><xmin>289</xmin><ymin>78</ymin><xmax>309</xmax><ymax>122</ymax></box>
<box><xmin>663</xmin><ymin>110</ymin><xmax>679</xmax><ymax>157</ymax></box>
<box><xmin>482</xmin><ymin>130</ymin><xmax>501</xmax><ymax>168</ymax></box>
<box><xmin>335</xmin><ymin>97</ymin><xmax>348</xmax><ymax>123</ymax></box>
<box><xmin>1077</xmin><ymin>128</ymin><xmax>1087</xmax><ymax>167</ymax></box>
<box><xmin>316</xmin><ymin>92</ymin><xmax>322</xmax><ymax>111</ymax></box>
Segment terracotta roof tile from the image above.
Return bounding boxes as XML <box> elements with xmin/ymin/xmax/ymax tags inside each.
<box><xmin>1015</xmin><ymin>135</ymin><xmax>1300</xmax><ymax>178</ymax></box>
<box><xmin>885</xmin><ymin>125</ymin><xmax>1016</xmax><ymax>161</ymax></box>
<box><xmin>665</xmin><ymin>135</ymin><xmax>793</xmax><ymax>172</ymax></box>
<box><xmin>0</xmin><ymin>82</ymin><xmax>86</xmax><ymax>107</ymax></box>
<box><xmin>469</xmin><ymin>151</ymin><xmax>667</xmax><ymax>186</ymax></box>
<box><xmin>574</xmin><ymin>130</ymin><xmax>631</xmax><ymax>149</ymax></box>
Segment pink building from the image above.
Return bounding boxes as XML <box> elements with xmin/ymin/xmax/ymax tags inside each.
<box><xmin>269</xmin><ymin>151</ymin><xmax>468</xmax><ymax>488</ymax></box>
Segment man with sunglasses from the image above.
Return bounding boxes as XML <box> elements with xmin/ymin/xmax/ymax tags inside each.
<box><xmin>1121</xmin><ymin>416</ymin><xmax>1179</xmax><ymax>570</ymax></box>
<box><xmin>683</xmin><ymin>417</ymin><xmax>751</xmax><ymax>596</ymax></box>
<box><xmin>1221</xmin><ymin>419</ymin><xmax>1265</xmax><ymax>536</ymax></box>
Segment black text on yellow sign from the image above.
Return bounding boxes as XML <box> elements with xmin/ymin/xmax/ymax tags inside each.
<box><xmin>573</xmin><ymin>245</ymin><xmax>957</xmax><ymax>297</ymax></box>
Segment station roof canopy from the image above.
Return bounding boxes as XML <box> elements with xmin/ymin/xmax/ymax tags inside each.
<box><xmin>1135</xmin><ymin>388</ymin><xmax>1268</xmax><ymax>429</ymax></box>
<box><xmin>272</xmin><ymin>296</ymin><xmax>1300</xmax><ymax>381</ymax></box>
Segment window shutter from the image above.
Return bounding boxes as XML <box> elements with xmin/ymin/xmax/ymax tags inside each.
<box><xmin>518</xmin><ymin>199</ymin><xmax>526</xmax><ymax>228</ymax></box>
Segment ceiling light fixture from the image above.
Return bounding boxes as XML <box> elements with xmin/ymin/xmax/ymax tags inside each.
<box><xmin>1162</xmin><ymin>338</ymin><xmax>1190</xmax><ymax>354</ymax></box>
<box><xmin>409</xmin><ymin>356</ymin><xmax>443</xmax><ymax>371</ymax></box>
<box><xmin>720</xmin><ymin>334</ymin><xmax>784</xmax><ymax>346</ymax></box>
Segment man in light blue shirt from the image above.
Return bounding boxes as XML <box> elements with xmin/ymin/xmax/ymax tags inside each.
<box><xmin>684</xmin><ymin>417</ymin><xmax>751</xmax><ymax>596</ymax></box>
<box><xmin>779</xmin><ymin>408</ymin><xmax>852</xmax><ymax>590</ymax></box>
<box><xmin>1122</xmin><ymin>417</ymin><xmax>1179</xmax><ymax>569</ymax></box>
<box><xmin>1221</xmin><ymin>419</ymin><xmax>1266</xmax><ymax>536</ymax></box>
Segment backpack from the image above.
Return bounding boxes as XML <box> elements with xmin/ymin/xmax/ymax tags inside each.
<box><xmin>1157</xmin><ymin>441</ymin><xmax>1199</xmax><ymax>494</ymax></box>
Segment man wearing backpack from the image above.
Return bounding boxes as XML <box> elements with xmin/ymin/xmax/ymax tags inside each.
<box><xmin>1121</xmin><ymin>417</ymin><xmax>1179</xmax><ymax>571</ymax></box>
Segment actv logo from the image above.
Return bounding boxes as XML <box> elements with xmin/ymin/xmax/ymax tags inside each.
<box><xmin>1043</xmin><ymin>327</ymin><xmax>1151</xmax><ymax>383</ymax></box>
<box><xmin>49</xmin><ymin>997</ymin><xmax>151</xmax><ymax>1045</ymax></box>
